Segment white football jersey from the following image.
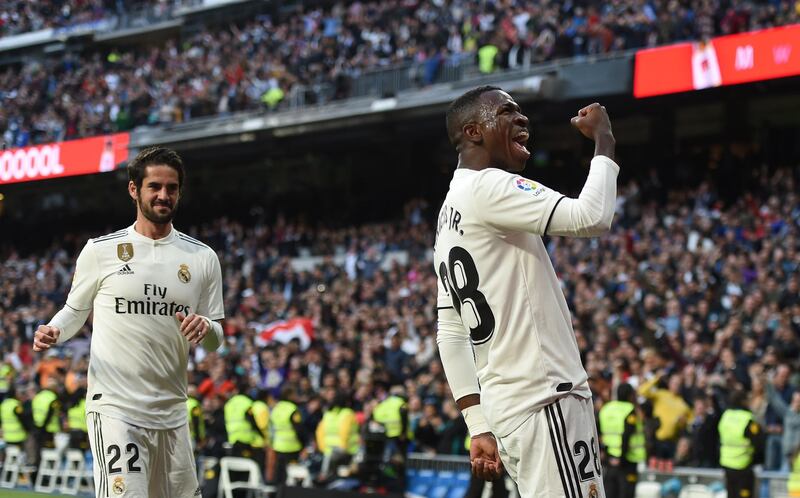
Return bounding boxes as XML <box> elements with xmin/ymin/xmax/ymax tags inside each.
<box><xmin>434</xmin><ymin>167</ymin><xmax>593</xmax><ymax>437</ymax></box>
<box><xmin>65</xmin><ymin>224</ymin><xmax>224</xmax><ymax>429</ymax></box>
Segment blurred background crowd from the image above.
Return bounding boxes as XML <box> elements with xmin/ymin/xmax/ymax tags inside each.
<box><xmin>2</xmin><ymin>0</ymin><xmax>799</xmax><ymax>146</ymax></box>
<box><xmin>1</xmin><ymin>159</ymin><xmax>798</xmax><ymax>481</ymax></box>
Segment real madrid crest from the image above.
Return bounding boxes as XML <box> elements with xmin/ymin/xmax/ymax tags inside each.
<box><xmin>178</xmin><ymin>264</ymin><xmax>191</xmax><ymax>284</ymax></box>
<box><xmin>117</xmin><ymin>243</ymin><xmax>134</xmax><ymax>262</ymax></box>
<box><xmin>112</xmin><ymin>476</ymin><xmax>125</xmax><ymax>495</ymax></box>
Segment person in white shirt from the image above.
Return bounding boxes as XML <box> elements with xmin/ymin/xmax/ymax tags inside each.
<box><xmin>435</xmin><ymin>86</ymin><xmax>619</xmax><ymax>498</ymax></box>
<box><xmin>33</xmin><ymin>146</ymin><xmax>224</xmax><ymax>498</ymax></box>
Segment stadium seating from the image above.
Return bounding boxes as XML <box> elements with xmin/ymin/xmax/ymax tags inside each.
<box><xmin>636</xmin><ymin>481</ymin><xmax>663</xmax><ymax>498</ymax></box>
<box><xmin>408</xmin><ymin>469</ymin><xmax>437</xmax><ymax>497</ymax></box>
<box><xmin>59</xmin><ymin>449</ymin><xmax>93</xmax><ymax>495</ymax></box>
<box><xmin>446</xmin><ymin>471</ymin><xmax>471</xmax><ymax>498</ymax></box>
<box><xmin>34</xmin><ymin>448</ymin><xmax>62</xmax><ymax>493</ymax></box>
<box><xmin>679</xmin><ymin>484</ymin><xmax>715</xmax><ymax>498</ymax></box>
<box><xmin>217</xmin><ymin>456</ymin><xmax>276</xmax><ymax>498</ymax></box>
<box><xmin>286</xmin><ymin>463</ymin><xmax>313</xmax><ymax>487</ymax></box>
<box><xmin>2</xmin><ymin>0</ymin><xmax>798</xmax><ymax>146</ymax></box>
<box><xmin>428</xmin><ymin>470</ymin><xmax>454</xmax><ymax>498</ymax></box>
<box><xmin>0</xmin><ymin>445</ymin><xmax>34</xmax><ymax>489</ymax></box>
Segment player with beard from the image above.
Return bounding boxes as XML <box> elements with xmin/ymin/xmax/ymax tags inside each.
<box><xmin>435</xmin><ymin>87</ymin><xmax>618</xmax><ymax>498</ymax></box>
<box><xmin>33</xmin><ymin>146</ymin><xmax>224</xmax><ymax>497</ymax></box>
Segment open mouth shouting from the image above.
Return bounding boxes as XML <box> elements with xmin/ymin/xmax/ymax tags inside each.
<box><xmin>512</xmin><ymin>130</ymin><xmax>531</xmax><ymax>159</ymax></box>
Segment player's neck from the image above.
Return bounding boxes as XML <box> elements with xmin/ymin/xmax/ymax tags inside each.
<box><xmin>133</xmin><ymin>216</ymin><xmax>173</xmax><ymax>240</ymax></box>
<box><xmin>456</xmin><ymin>150</ymin><xmax>493</xmax><ymax>171</ymax></box>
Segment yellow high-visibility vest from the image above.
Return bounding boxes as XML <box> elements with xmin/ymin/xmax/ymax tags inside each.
<box><xmin>718</xmin><ymin>409</ymin><xmax>754</xmax><ymax>470</ymax></box>
<box><xmin>252</xmin><ymin>400</ymin><xmax>269</xmax><ymax>448</ymax></box>
<box><xmin>67</xmin><ymin>398</ymin><xmax>87</xmax><ymax>432</ymax></box>
<box><xmin>224</xmin><ymin>394</ymin><xmax>256</xmax><ymax>445</ymax></box>
<box><xmin>599</xmin><ymin>400</ymin><xmax>646</xmax><ymax>463</ymax></box>
<box><xmin>187</xmin><ymin>397</ymin><xmax>205</xmax><ymax>441</ymax></box>
<box><xmin>788</xmin><ymin>452</ymin><xmax>800</xmax><ymax>497</ymax></box>
<box><xmin>1</xmin><ymin>398</ymin><xmax>27</xmax><ymax>443</ymax></box>
<box><xmin>33</xmin><ymin>390</ymin><xmax>60</xmax><ymax>434</ymax></box>
<box><xmin>270</xmin><ymin>401</ymin><xmax>302</xmax><ymax>453</ymax></box>
<box><xmin>373</xmin><ymin>396</ymin><xmax>405</xmax><ymax>438</ymax></box>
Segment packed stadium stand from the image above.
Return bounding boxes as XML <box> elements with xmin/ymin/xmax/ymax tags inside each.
<box><xmin>2</xmin><ymin>0</ymin><xmax>799</xmax><ymax>146</ymax></box>
<box><xmin>1</xmin><ymin>0</ymin><xmax>800</xmax><ymax>498</ymax></box>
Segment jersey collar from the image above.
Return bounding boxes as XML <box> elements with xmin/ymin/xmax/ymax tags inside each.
<box><xmin>129</xmin><ymin>222</ymin><xmax>177</xmax><ymax>245</ymax></box>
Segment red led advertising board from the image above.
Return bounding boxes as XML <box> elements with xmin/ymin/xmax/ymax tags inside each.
<box><xmin>634</xmin><ymin>24</ymin><xmax>800</xmax><ymax>98</ymax></box>
<box><xmin>0</xmin><ymin>133</ymin><xmax>130</xmax><ymax>185</ymax></box>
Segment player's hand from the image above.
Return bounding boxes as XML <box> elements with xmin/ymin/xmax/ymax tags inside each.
<box><xmin>33</xmin><ymin>325</ymin><xmax>60</xmax><ymax>352</ymax></box>
<box><xmin>469</xmin><ymin>433</ymin><xmax>504</xmax><ymax>481</ymax></box>
<box><xmin>176</xmin><ymin>312</ymin><xmax>208</xmax><ymax>346</ymax></box>
<box><xmin>570</xmin><ymin>103</ymin><xmax>613</xmax><ymax>141</ymax></box>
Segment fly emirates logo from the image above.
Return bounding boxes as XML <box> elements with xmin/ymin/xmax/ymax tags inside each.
<box><xmin>114</xmin><ymin>283</ymin><xmax>191</xmax><ymax>316</ymax></box>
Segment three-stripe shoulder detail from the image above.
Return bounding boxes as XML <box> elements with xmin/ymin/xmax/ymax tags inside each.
<box><xmin>177</xmin><ymin>233</ymin><xmax>209</xmax><ymax>249</ymax></box>
<box><xmin>92</xmin><ymin>229</ymin><xmax>129</xmax><ymax>244</ymax></box>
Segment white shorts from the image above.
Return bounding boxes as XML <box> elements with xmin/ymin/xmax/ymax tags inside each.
<box><xmin>87</xmin><ymin>412</ymin><xmax>200</xmax><ymax>497</ymax></box>
<box><xmin>496</xmin><ymin>395</ymin><xmax>606</xmax><ymax>498</ymax></box>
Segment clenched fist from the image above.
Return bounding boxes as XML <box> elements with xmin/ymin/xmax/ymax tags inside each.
<box><xmin>570</xmin><ymin>103</ymin><xmax>614</xmax><ymax>142</ymax></box>
<box><xmin>33</xmin><ymin>325</ymin><xmax>61</xmax><ymax>352</ymax></box>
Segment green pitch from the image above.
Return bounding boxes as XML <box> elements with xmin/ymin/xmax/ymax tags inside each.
<box><xmin>0</xmin><ymin>490</ymin><xmax>78</xmax><ymax>498</ymax></box>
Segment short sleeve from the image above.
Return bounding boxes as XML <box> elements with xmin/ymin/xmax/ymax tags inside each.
<box><xmin>198</xmin><ymin>250</ymin><xmax>225</xmax><ymax>320</ymax></box>
<box><xmin>473</xmin><ymin>169</ymin><xmax>565</xmax><ymax>235</ymax></box>
<box><xmin>65</xmin><ymin>242</ymin><xmax>100</xmax><ymax>311</ymax></box>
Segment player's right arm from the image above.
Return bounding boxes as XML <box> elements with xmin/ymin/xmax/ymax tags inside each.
<box><xmin>34</xmin><ymin>242</ymin><xmax>99</xmax><ymax>351</ymax></box>
<box><xmin>435</xmin><ymin>255</ymin><xmax>502</xmax><ymax>480</ymax></box>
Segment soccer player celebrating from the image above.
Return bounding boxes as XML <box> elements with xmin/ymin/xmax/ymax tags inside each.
<box><xmin>33</xmin><ymin>147</ymin><xmax>224</xmax><ymax>497</ymax></box>
<box><xmin>435</xmin><ymin>86</ymin><xmax>618</xmax><ymax>498</ymax></box>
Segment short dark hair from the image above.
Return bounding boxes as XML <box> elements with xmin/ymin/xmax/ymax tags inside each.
<box><xmin>445</xmin><ymin>85</ymin><xmax>501</xmax><ymax>149</ymax></box>
<box><xmin>617</xmin><ymin>383</ymin><xmax>635</xmax><ymax>402</ymax></box>
<box><xmin>127</xmin><ymin>146</ymin><xmax>185</xmax><ymax>191</ymax></box>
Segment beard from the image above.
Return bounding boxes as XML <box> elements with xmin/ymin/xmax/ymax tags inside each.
<box><xmin>138</xmin><ymin>195</ymin><xmax>177</xmax><ymax>224</ymax></box>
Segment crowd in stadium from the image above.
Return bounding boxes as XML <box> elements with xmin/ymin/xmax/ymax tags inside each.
<box><xmin>1</xmin><ymin>158</ymin><xmax>799</xmax><ymax>485</ymax></box>
<box><xmin>0</xmin><ymin>1</ymin><xmax>161</xmax><ymax>37</ymax></box>
<box><xmin>2</xmin><ymin>0</ymin><xmax>799</xmax><ymax>147</ymax></box>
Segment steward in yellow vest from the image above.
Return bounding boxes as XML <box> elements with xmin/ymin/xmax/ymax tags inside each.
<box><xmin>316</xmin><ymin>392</ymin><xmax>360</xmax><ymax>480</ymax></box>
<box><xmin>33</xmin><ymin>384</ymin><xmax>62</xmax><ymax>449</ymax></box>
<box><xmin>372</xmin><ymin>385</ymin><xmax>409</xmax><ymax>449</ymax></box>
<box><xmin>789</xmin><ymin>450</ymin><xmax>800</xmax><ymax>498</ymax></box>
<box><xmin>267</xmin><ymin>386</ymin><xmax>306</xmax><ymax>486</ymax></box>
<box><xmin>187</xmin><ymin>396</ymin><xmax>205</xmax><ymax>449</ymax></box>
<box><xmin>599</xmin><ymin>383</ymin><xmax>645</xmax><ymax>498</ymax></box>
<box><xmin>1</xmin><ymin>385</ymin><xmax>30</xmax><ymax>446</ymax></box>
<box><xmin>223</xmin><ymin>383</ymin><xmax>263</xmax><ymax>462</ymax></box>
<box><xmin>719</xmin><ymin>390</ymin><xmax>764</xmax><ymax>498</ymax></box>
<box><xmin>66</xmin><ymin>386</ymin><xmax>88</xmax><ymax>450</ymax></box>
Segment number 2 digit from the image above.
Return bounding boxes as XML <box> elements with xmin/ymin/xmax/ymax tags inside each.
<box><xmin>573</xmin><ymin>440</ymin><xmax>594</xmax><ymax>481</ymax></box>
<box><xmin>107</xmin><ymin>443</ymin><xmax>142</xmax><ymax>474</ymax></box>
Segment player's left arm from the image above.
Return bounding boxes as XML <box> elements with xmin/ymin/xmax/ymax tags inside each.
<box><xmin>179</xmin><ymin>249</ymin><xmax>225</xmax><ymax>350</ymax></box>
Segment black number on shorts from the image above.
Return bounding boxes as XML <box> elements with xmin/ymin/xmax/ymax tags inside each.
<box><xmin>107</xmin><ymin>445</ymin><xmax>122</xmax><ymax>474</ymax></box>
<box><xmin>591</xmin><ymin>436</ymin><xmax>601</xmax><ymax>477</ymax></box>
<box><xmin>126</xmin><ymin>443</ymin><xmax>142</xmax><ymax>472</ymax></box>
<box><xmin>440</xmin><ymin>246</ymin><xmax>495</xmax><ymax>344</ymax></box>
<box><xmin>573</xmin><ymin>440</ymin><xmax>594</xmax><ymax>481</ymax></box>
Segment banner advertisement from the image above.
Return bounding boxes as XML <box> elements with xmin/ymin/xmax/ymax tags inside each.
<box><xmin>634</xmin><ymin>24</ymin><xmax>800</xmax><ymax>98</ymax></box>
<box><xmin>0</xmin><ymin>133</ymin><xmax>130</xmax><ymax>185</ymax></box>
